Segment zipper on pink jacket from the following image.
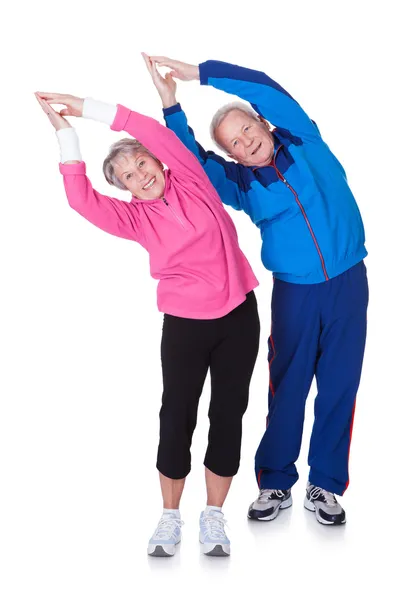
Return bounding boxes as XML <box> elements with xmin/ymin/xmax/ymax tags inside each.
<box><xmin>162</xmin><ymin>197</ymin><xmax>187</xmax><ymax>230</ymax></box>
<box><xmin>271</xmin><ymin>145</ymin><xmax>329</xmax><ymax>281</ymax></box>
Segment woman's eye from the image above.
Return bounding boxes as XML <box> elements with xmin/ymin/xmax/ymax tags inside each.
<box><xmin>244</xmin><ymin>126</ymin><xmax>249</xmax><ymax>132</ymax></box>
<box><xmin>138</xmin><ymin>161</ymin><xmax>145</xmax><ymax>167</ymax></box>
<box><xmin>126</xmin><ymin>173</ymin><xmax>132</xmax><ymax>180</ymax></box>
<box><xmin>233</xmin><ymin>140</ymin><xmax>238</xmax><ymax>147</ymax></box>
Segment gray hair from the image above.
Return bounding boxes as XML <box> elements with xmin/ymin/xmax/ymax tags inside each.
<box><xmin>210</xmin><ymin>102</ymin><xmax>260</xmax><ymax>152</ymax></box>
<box><xmin>103</xmin><ymin>138</ymin><xmax>159</xmax><ymax>190</ymax></box>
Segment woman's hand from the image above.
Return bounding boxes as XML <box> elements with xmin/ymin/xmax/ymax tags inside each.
<box><xmin>148</xmin><ymin>56</ymin><xmax>200</xmax><ymax>82</ymax></box>
<box><xmin>142</xmin><ymin>52</ymin><xmax>177</xmax><ymax>109</ymax></box>
<box><xmin>35</xmin><ymin>93</ymin><xmax>72</xmax><ymax>131</ymax></box>
<box><xmin>36</xmin><ymin>92</ymin><xmax>84</xmax><ymax>118</ymax></box>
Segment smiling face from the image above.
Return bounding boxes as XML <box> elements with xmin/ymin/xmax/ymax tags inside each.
<box><xmin>113</xmin><ymin>151</ymin><xmax>165</xmax><ymax>200</ymax></box>
<box><xmin>214</xmin><ymin>109</ymin><xmax>275</xmax><ymax>167</ymax></box>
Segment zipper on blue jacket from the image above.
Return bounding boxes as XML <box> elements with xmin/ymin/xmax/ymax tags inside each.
<box><xmin>271</xmin><ymin>146</ymin><xmax>329</xmax><ymax>281</ymax></box>
<box><xmin>162</xmin><ymin>197</ymin><xmax>187</xmax><ymax>230</ymax></box>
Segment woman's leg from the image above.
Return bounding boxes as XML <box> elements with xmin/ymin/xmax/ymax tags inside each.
<box><xmin>149</xmin><ymin>314</ymin><xmax>211</xmax><ymax>557</ymax></box>
<box><xmin>159</xmin><ymin>473</ymin><xmax>186</xmax><ymax>509</ymax></box>
<box><xmin>205</xmin><ymin>292</ymin><xmax>260</xmax><ymax>494</ymax></box>
<box><xmin>157</xmin><ymin>314</ymin><xmax>210</xmax><ymax>481</ymax></box>
<box><xmin>205</xmin><ymin>468</ymin><xmax>232</xmax><ymax>507</ymax></box>
<box><xmin>199</xmin><ymin>293</ymin><xmax>259</xmax><ymax>557</ymax></box>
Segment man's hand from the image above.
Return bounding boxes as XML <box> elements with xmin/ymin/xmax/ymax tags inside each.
<box><xmin>142</xmin><ymin>52</ymin><xmax>177</xmax><ymax>109</ymax></box>
<box><xmin>36</xmin><ymin>92</ymin><xmax>84</xmax><ymax>118</ymax></box>
<box><xmin>35</xmin><ymin>93</ymin><xmax>72</xmax><ymax>131</ymax></box>
<box><xmin>149</xmin><ymin>56</ymin><xmax>200</xmax><ymax>82</ymax></box>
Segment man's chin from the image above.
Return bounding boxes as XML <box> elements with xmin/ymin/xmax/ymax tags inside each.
<box><xmin>254</xmin><ymin>157</ymin><xmax>272</xmax><ymax>168</ymax></box>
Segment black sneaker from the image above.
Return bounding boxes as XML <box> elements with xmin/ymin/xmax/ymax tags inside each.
<box><xmin>304</xmin><ymin>482</ymin><xmax>346</xmax><ymax>525</ymax></box>
<box><xmin>248</xmin><ymin>489</ymin><xmax>292</xmax><ymax>521</ymax></box>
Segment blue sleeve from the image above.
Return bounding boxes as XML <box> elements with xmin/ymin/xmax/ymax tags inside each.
<box><xmin>199</xmin><ymin>60</ymin><xmax>320</xmax><ymax>140</ymax></box>
<box><xmin>163</xmin><ymin>104</ymin><xmax>247</xmax><ymax>212</ymax></box>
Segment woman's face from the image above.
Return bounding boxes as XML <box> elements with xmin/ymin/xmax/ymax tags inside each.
<box><xmin>113</xmin><ymin>151</ymin><xmax>165</xmax><ymax>200</ymax></box>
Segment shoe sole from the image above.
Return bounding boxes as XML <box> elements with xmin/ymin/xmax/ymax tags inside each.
<box><xmin>147</xmin><ymin>541</ymin><xmax>180</xmax><ymax>557</ymax></box>
<box><xmin>304</xmin><ymin>497</ymin><xmax>346</xmax><ymax>526</ymax></box>
<box><xmin>200</xmin><ymin>541</ymin><xmax>230</xmax><ymax>557</ymax></box>
<box><xmin>247</xmin><ymin>496</ymin><xmax>293</xmax><ymax>521</ymax></box>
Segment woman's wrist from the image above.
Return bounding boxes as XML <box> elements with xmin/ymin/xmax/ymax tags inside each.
<box><xmin>83</xmin><ymin>98</ymin><xmax>117</xmax><ymax>125</ymax></box>
<box><xmin>56</xmin><ymin>127</ymin><xmax>82</xmax><ymax>163</ymax></box>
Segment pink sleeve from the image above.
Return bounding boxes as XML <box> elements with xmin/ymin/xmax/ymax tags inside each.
<box><xmin>59</xmin><ymin>161</ymin><xmax>141</xmax><ymax>242</ymax></box>
<box><xmin>111</xmin><ymin>105</ymin><xmax>210</xmax><ymax>185</ymax></box>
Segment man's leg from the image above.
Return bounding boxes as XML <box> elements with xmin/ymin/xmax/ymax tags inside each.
<box><xmin>255</xmin><ymin>278</ymin><xmax>321</xmax><ymax>491</ymax></box>
<box><xmin>308</xmin><ymin>261</ymin><xmax>369</xmax><ymax>495</ymax></box>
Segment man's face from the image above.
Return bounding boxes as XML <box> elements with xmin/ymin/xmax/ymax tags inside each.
<box><xmin>214</xmin><ymin>109</ymin><xmax>274</xmax><ymax>167</ymax></box>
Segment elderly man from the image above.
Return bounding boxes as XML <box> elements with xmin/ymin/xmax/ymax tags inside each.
<box><xmin>147</xmin><ymin>54</ymin><xmax>368</xmax><ymax>526</ymax></box>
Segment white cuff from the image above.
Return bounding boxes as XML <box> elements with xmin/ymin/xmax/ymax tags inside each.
<box><xmin>56</xmin><ymin>127</ymin><xmax>82</xmax><ymax>163</ymax></box>
<box><xmin>83</xmin><ymin>97</ymin><xmax>117</xmax><ymax>126</ymax></box>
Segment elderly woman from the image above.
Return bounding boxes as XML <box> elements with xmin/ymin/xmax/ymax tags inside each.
<box><xmin>35</xmin><ymin>56</ymin><xmax>260</xmax><ymax>558</ymax></box>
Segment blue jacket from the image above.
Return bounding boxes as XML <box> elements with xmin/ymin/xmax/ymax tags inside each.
<box><xmin>163</xmin><ymin>60</ymin><xmax>367</xmax><ymax>284</ymax></box>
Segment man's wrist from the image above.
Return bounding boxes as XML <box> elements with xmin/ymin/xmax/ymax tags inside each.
<box><xmin>161</xmin><ymin>96</ymin><xmax>178</xmax><ymax>109</ymax></box>
<box><xmin>191</xmin><ymin>65</ymin><xmax>200</xmax><ymax>80</ymax></box>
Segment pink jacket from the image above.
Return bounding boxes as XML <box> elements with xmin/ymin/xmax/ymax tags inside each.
<box><xmin>59</xmin><ymin>105</ymin><xmax>258</xmax><ymax>319</ymax></box>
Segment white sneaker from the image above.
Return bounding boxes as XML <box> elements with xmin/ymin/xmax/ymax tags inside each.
<box><xmin>248</xmin><ymin>488</ymin><xmax>292</xmax><ymax>521</ymax></box>
<box><xmin>304</xmin><ymin>482</ymin><xmax>346</xmax><ymax>525</ymax></box>
<box><xmin>147</xmin><ymin>513</ymin><xmax>184</xmax><ymax>557</ymax></box>
<box><xmin>199</xmin><ymin>509</ymin><xmax>230</xmax><ymax>557</ymax></box>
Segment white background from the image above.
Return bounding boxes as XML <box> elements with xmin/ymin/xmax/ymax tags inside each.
<box><xmin>1</xmin><ymin>0</ymin><xmax>409</xmax><ymax>598</ymax></box>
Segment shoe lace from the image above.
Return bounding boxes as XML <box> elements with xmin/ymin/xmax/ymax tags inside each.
<box><xmin>153</xmin><ymin>516</ymin><xmax>184</xmax><ymax>541</ymax></box>
<box><xmin>309</xmin><ymin>486</ymin><xmax>337</xmax><ymax>507</ymax></box>
<box><xmin>202</xmin><ymin>513</ymin><xmax>228</xmax><ymax>540</ymax></box>
<box><xmin>258</xmin><ymin>489</ymin><xmax>286</xmax><ymax>503</ymax></box>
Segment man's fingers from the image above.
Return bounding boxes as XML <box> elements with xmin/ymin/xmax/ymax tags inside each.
<box><xmin>150</xmin><ymin>56</ymin><xmax>176</xmax><ymax>68</ymax></box>
<box><xmin>60</xmin><ymin>109</ymin><xmax>70</xmax><ymax>116</ymax></box>
<box><xmin>142</xmin><ymin>53</ymin><xmax>155</xmax><ymax>78</ymax></box>
<box><xmin>149</xmin><ymin>55</ymin><xmax>169</xmax><ymax>62</ymax></box>
<box><xmin>150</xmin><ymin>58</ymin><xmax>162</xmax><ymax>77</ymax></box>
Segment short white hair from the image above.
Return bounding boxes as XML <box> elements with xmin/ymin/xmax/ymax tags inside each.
<box><xmin>210</xmin><ymin>102</ymin><xmax>260</xmax><ymax>152</ymax></box>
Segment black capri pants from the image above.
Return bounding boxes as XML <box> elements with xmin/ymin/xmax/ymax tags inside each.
<box><xmin>157</xmin><ymin>291</ymin><xmax>260</xmax><ymax>479</ymax></box>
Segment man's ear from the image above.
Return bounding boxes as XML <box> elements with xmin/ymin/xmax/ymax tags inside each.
<box><xmin>258</xmin><ymin>115</ymin><xmax>272</xmax><ymax>130</ymax></box>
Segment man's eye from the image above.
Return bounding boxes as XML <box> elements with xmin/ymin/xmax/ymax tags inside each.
<box><xmin>126</xmin><ymin>173</ymin><xmax>132</xmax><ymax>180</ymax></box>
<box><xmin>244</xmin><ymin>126</ymin><xmax>249</xmax><ymax>132</ymax></box>
<box><xmin>233</xmin><ymin>140</ymin><xmax>238</xmax><ymax>147</ymax></box>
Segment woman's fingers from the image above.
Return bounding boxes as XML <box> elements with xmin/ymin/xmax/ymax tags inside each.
<box><xmin>37</xmin><ymin>92</ymin><xmax>75</xmax><ymax>109</ymax></box>
<box><xmin>35</xmin><ymin>93</ymin><xmax>71</xmax><ymax>130</ymax></box>
<box><xmin>37</xmin><ymin>91</ymin><xmax>68</xmax><ymax>103</ymax></box>
<box><xmin>35</xmin><ymin>93</ymin><xmax>51</xmax><ymax>114</ymax></box>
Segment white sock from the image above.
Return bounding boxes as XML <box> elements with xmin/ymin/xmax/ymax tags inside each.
<box><xmin>205</xmin><ymin>505</ymin><xmax>223</xmax><ymax>513</ymax></box>
<box><xmin>163</xmin><ymin>508</ymin><xmax>181</xmax><ymax>518</ymax></box>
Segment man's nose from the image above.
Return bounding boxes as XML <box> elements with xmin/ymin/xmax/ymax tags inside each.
<box><xmin>243</xmin><ymin>135</ymin><xmax>253</xmax><ymax>148</ymax></box>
